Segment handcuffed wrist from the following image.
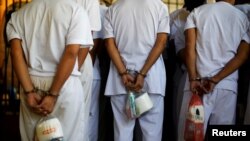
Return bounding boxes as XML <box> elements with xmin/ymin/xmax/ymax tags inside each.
<box><xmin>137</xmin><ymin>71</ymin><xmax>147</xmax><ymax>78</ymax></box>
<box><xmin>45</xmin><ymin>91</ymin><xmax>59</xmax><ymax>98</ymax></box>
<box><xmin>24</xmin><ymin>87</ymin><xmax>38</xmax><ymax>95</ymax></box>
<box><xmin>119</xmin><ymin>70</ymin><xmax>128</xmax><ymax>76</ymax></box>
<box><xmin>189</xmin><ymin>77</ymin><xmax>201</xmax><ymax>82</ymax></box>
<box><xmin>24</xmin><ymin>87</ymin><xmax>59</xmax><ymax>98</ymax></box>
<box><xmin>208</xmin><ymin>78</ymin><xmax>218</xmax><ymax>84</ymax></box>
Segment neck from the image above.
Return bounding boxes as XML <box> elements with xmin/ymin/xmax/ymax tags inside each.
<box><xmin>216</xmin><ymin>0</ymin><xmax>235</xmax><ymax>5</ymax></box>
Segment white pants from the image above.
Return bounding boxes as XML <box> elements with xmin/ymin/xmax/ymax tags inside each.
<box><xmin>172</xmin><ymin>66</ymin><xmax>187</xmax><ymax>124</ymax></box>
<box><xmin>244</xmin><ymin>84</ymin><xmax>250</xmax><ymax>124</ymax></box>
<box><xmin>79</xmin><ymin>53</ymin><xmax>93</xmax><ymax>141</ymax></box>
<box><xmin>20</xmin><ymin>75</ymin><xmax>85</xmax><ymax>141</ymax></box>
<box><xmin>111</xmin><ymin>94</ymin><xmax>164</xmax><ymax>141</ymax></box>
<box><xmin>177</xmin><ymin>89</ymin><xmax>237</xmax><ymax>141</ymax></box>
<box><xmin>88</xmin><ymin>79</ymin><xmax>101</xmax><ymax>141</ymax></box>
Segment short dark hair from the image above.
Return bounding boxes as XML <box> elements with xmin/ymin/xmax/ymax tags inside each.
<box><xmin>235</xmin><ymin>0</ymin><xmax>249</xmax><ymax>5</ymax></box>
<box><xmin>185</xmin><ymin>0</ymin><xmax>206</xmax><ymax>11</ymax></box>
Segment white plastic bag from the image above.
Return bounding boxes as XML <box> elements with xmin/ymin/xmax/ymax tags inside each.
<box><xmin>125</xmin><ymin>91</ymin><xmax>153</xmax><ymax>119</ymax></box>
<box><xmin>184</xmin><ymin>93</ymin><xmax>204</xmax><ymax>141</ymax></box>
<box><xmin>35</xmin><ymin>115</ymin><xmax>64</xmax><ymax>141</ymax></box>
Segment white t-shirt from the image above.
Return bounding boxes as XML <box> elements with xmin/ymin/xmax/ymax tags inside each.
<box><xmin>235</xmin><ymin>4</ymin><xmax>250</xmax><ymax>41</ymax></box>
<box><xmin>169</xmin><ymin>8</ymin><xmax>186</xmax><ymax>40</ymax></box>
<box><xmin>74</xmin><ymin>0</ymin><xmax>101</xmax><ymax>31</ymax></box>
<box><xmin>172</xmin><ymin>8</ymin><xmax>190</xmax><ymax>72</ymax></box>
<box><xmin>184</xmin><ymin>2</ymin><xmax>250</xmax><ymax>92</ymax></box>
<box><xmin>103</xmin><ymin>0</ymin><xmax>170</xmax><ymax>96</ymax></box>
<box><xmin>173</xmin><ymin>8</ymin><xmax>189</xmax><ymax>54</ymax></box>
<box><xmin>6</xmin><ymin>0</ymin><xmax>93</xmax><ymax>76</ymax></box>
<box><xmin>235</xmin><ymin>4</ymin><xmax>250</xmax><ymax>21</ymax></box>
<box><xmin>92</xmin><ymin>5</ymin><xmax>108</xmax><ymax>40</ymax></box>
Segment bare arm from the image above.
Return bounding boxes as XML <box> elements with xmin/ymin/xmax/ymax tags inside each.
<box><xmin>211</xmin><ymin>41</ymin><xmax>250</xmax><ymax>83</ymax></box>
<box><xmin>105</xmin><ymin>38</ymin><xmax>134</xmax><ymax>89</ymax></box>
<box><xmin>201</xmin><ymin>41</ymin><xmax>250</xmax><ymax>93</ymax></box>
<box><xmin>133</xmin><ymin>33</ymin><xmax>167</xmax><ymax>92</ymax></box>
<box><xmin>78</xmin><ymin>31</ymin><xmax>93</xmax><ymax>67</ymax></box>
<box><xmin>10</xmin><ymin>39</ymin><xmax>42</xmax><ymax>114</ymax></box>
<box><xmin>105</xmin><ymin>38</ymin><xmax>126</xmax><ymax>74</ymax></box>
<box><xmin>184</xmin><ymin>28</ymin><xmax>204</xmax><ymax>93</ymax></box>
<box><xmin>11</xmin><ymin>39</ymin><xmax>33</xmax><ymax>92</ymax></box>
<box><xmin>185</xmin><ymin>28</ymin><xmax>197</xmax><ymax>80</ymax></box>
<box><xmin>39</xmin><ymin>44</ymin><xmax>81</xmax><ymax>115</ymax></box>
<box><xmin>89</xmin><ymin>38</ymin><xmax>102</xmax><ymax>64</ymax></box>
<box><xmin>49</xmin><ymin>44</ymin><xmax>80</xmax><ymax>94</ymax></box>
<box><xmin>139</xmin><ymin>33</ymin><xmax>168</xmax><ymax>75</ymax></box>
<box><xmin>78</xmin><ymin>47</ymin><xmax>90</xmax><ymax>69</ymax></box>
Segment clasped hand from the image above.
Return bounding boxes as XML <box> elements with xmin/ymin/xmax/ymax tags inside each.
<box><xmin>190</xmin><ymin>78</ymin><xmax>216</xmax><ymax>95</ymax></box>
<box><xmin>122</xmin><ymin>73</ymin><xmax>145</xmax><ymax>93</ymax></box>
<box><xmin>25</xmin><ymin>91</ymin><xmax>57</xmax><ymax>116</ymax></box>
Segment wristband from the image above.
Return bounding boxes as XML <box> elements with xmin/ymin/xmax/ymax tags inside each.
<box><xmin>46</xmin><ymin>91</ymin><xmax>59</xmax><ymax>98</ymax></box>
<box><xmin>137</xmin><ymin>71</ymin><xmax>147</xmax><ymax>78</ymax></box>
<box><xmin>189</xmin><ymin>77</ymin><xmax>201</xmax><ymax>82</ymax></box>
<box><xmin>119</xmin><ymin>70</ymin><xmax>128</xmax><ymax>76</ymax></box>
<box><xmin>24</xmin><ymin>87</ymin><xmax>38</xmax><ymax>95</ymax></box>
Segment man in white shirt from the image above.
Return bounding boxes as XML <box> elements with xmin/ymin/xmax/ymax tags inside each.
<box><xmin>235</xmin><ymin>1</ymin><xmax>250</xmax><ymax>125</ymax></box>
<box><xmin>103</xmin><ymin>0</ymin><xmax>169</xmax><ymax>140</ymax></box>
<box><xmin>88</xmin><ymin>3</ymin><xmax>108</xmax><ymax>141</ymax></box>
<box><xmin>73</xmin><ymin>0</ymin><xmax>101</xmax><ymax>140</ymax></box>
<box><xmin>169</xmin><ymin>0</ymin><xmax>206</xmax><ymax>140</ymax></box>
<box><xmin>179</xmin><ymin>0</ymin><xmax>250</xmax><ymax>140</ymax></box>
<box><xmin>6</xmin><ymin>0</ymin><xmax>93</xmax><ymax>140</ymax></box>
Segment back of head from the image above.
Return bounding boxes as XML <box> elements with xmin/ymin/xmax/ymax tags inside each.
<box><xmin>234</xmin><ymin>0</ymin><xmax>249</xmax><ymax>4</ymax></box>
<box><xmin>185</xmin><ymin>0</ymin><xmax>206</xmax><ymax>11</ymax></box>
<box><xmin>216</xmin><ymin>0</ymin><xmax>236</xmax><ymax>4</ymax></box>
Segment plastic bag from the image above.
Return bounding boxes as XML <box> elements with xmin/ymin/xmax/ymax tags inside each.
<box><xmin>184</xmin><ymin>93</ymin><xmax>204</xmax><ymax>141</ymax></box>
<box><xmin>125</xmin><ymin>91</ymin><xmax>153</xmax><ymax>119</ymax></box>
<box><xmin>35</xmin><ymin>115</ymin><xmax>64</xmax><ymax>141</ymax></box>
<box><xmin>125</xmin><ymin>91</ymin><xmax>137</xmax><ymax>119</ymax></box>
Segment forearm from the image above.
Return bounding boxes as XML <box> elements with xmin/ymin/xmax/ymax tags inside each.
<box><xmin>105</xmin><ymin>38</ymin><xmax>126</xmax><ymax>74</ymax></box>
<box><xmin>78</xmin><ymin>47</ymin><xmax>90</xmax><ymax>69</ymax></box>
<box><xmin>50</xmin><ymin>45</ymin><xmax>80</xmax><ymax>95</ymax></box>
<box><xmin>212</xmin><ymin>41</ymin><xmax>250</xmax><ymax>83</ymax></box>
<box><xmin>90</xmin><ymin>38</ymin><xmax>102</xmax><ymax>64</ymax></box>
<box><xmin>185</xmin><ymin>48</ymin><xmax>197</xmax><ymax>79</ymax></box>
<box><xmin>184</xmin><ymin>28</ymin><xmax>197</xmax><ymax>80</ymax></box>
<box><xmin>10</xmin><ymin>39</ymin><xmax>33</xmax><ymax>92</ymax></box>
<box><xmin>140</xmin><ymin>33</ymin><xmax>167</xmax><ymax>75</ymax></box>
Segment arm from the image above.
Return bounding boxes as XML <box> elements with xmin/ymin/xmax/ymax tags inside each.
<box><xmin>133</xmin><ymin>33</ymin><xmax>168</xmax><ymax>92</ymax></box>
<box><xmin>11</xmin><ymin>39</ymin><xmax>33</xmax><ymax>93</ymax></box>
<box><xmin>105</xmin><ymin>38</ymin><xmax>126</xmax><ymax>74</ymax></box>
<box><xmin>105</xmin><ymin>38</ymin><xmax>134</xmax><ymax>89</ymax></box>
<box><xmin>78</xmin><ymin>47</ymin><xmax>90</xmax><ymax>69</ymax></box>
<box><xmin>140</xmin><ymin>33</ymin><xmax>167</xmax><ymax>76</ymax></box>
<box><xmin>184</xmin><ymin>28</ymin><xmax>202</xmax><ymax>93</ymax></box>
<box><xmin>89</xmin><ymin>38</ymin><xmax>102</xmax><ymax>64</ymax></box>
<box><xmin>203</xmin><ymin>41</ymin><xmax>250</xmax><ymax>92</ymax></box>
<box><xmin>39</xmin><ymin>44</ymin><xmax>82</xmax><ymax>115</ymax></box>
<box><xmin>10</xmin><ymin>39</ymin><xmax>42</xmax><ymax>114</ymax></box>
<box><xmin>185</xmin><ymin>28</ymin><xmax>197</xmax><ymax>80</ymax></box>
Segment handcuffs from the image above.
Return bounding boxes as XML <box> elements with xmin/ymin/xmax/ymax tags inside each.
<box><xmin>24</xmin><ymin>87</ymin><xmax>59</xmax><ymax>98</ymax></box>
